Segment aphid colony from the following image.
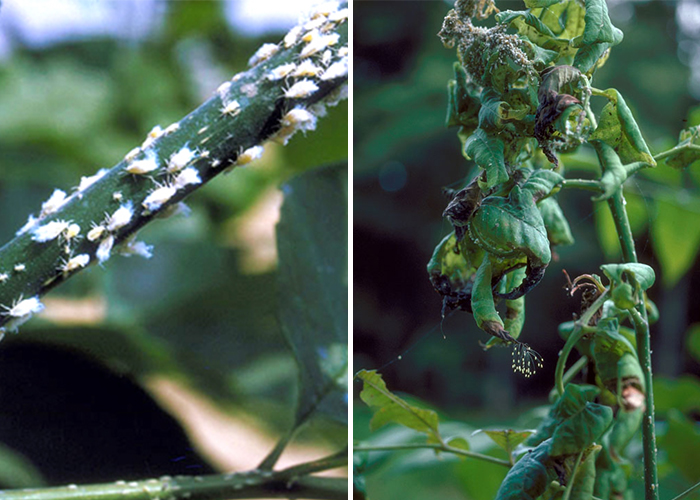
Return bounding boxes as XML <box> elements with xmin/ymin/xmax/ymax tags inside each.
<box><xmin>1</xmin><ymin>2</ymin><xmax>348</xmax><ymax>337</ymax></box>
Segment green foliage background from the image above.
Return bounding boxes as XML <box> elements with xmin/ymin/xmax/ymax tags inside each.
<box><xmin>354</xmin><ymin>1</ymin><xmax>700</xmax><ymax>499</ymax></box>
<box><xmin>0</xmin><ymin>1</ymin><xmax>348</xmax><ymax>487</ymax></box>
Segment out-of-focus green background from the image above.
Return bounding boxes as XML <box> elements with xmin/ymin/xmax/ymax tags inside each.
<box><xmin>0</xmin><ymin>0</ymin><xmax>347</xmax><ymax>487</ymax></box>
<box><xmin>354</xmin><ymin>1</ymin><xmax>700</xmax><ymax>499</ymax></box>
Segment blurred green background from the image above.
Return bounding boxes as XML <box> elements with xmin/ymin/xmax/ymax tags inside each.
<box><xmin>354</xmin><ymin>1</ymin><xmax>700</xmax><ymax>499</ymax></box>
<box><xmin>0</xmin><ymin>0</ymin><xmax>347</xmax><ymax>487</ymax></box>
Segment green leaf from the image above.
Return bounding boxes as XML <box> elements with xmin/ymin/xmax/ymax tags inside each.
<box><xmin>664</xmin><ymin>125</ymin><xmax>700</xmax><ymax>170</ymax></box>
<box><xmin>357</xmin><ymin>370</ymin><xmax>441</xmax><ymax>441</ymax></box>
<box><xmin>538</xmin><ymin>197</ymin><xmax>574</xmax><ymax>246</ymax></box>
<box><xmin>570</xmin><ymin>445</ymin><xmax>601</xmax><ymax>500</ymax></box>
<box><xmin>470</xmin><ymin>186</ymin><xmax>552</xmax><ymax>266</ymax></box>
<box><xmin>600</xmin><ymin>262</ymin><xmax>656</xmax><ymax>292</ymax></box>
<box><xmin>471</xmin><ymin>255</ymin><xmax>506</xmax><ymax>336</ymax></box>
<box><xmin>495</xmin><ymin>439</ymin><xmax>552</xmax><ymax>500</ymax></box>
<box><xmin>446</xmin><ymin>62</ymin><xmax>481</xmax><ymax>130</ymax></box>
<box><xmin>589</xmin><ymin>89</ymin><xmax>655</xmax><ymax>166</ymax></box>
<box><xmin>579</xmin><ymin>0</ymin><xmax>623</xmax><ymax>46</ymax></box>
<box><xmin>463</xmin><ymin>128</ymin><xmax>508</xmax><ymax>188</ymax></box>
<box><xmin>477</xmin><ymin>429</ymin><xmax>534</xmax><ymax>456</ymax></box>
<box><xmin>659</xmin><ymin>409</ymin><xmax>700</xmax><ymax>483</ymax></box>
<box><xmin>478</xmin><ymin>90</ymin><xmax>529</xmax><ymax>130</ymax></box>
<box><xmin>688</xmin><ymin>323</ymin><xmax>700</xmax><ymax>363</ymax></box>
<box><xmin>550</xmin><ymin>401</ymin><xmax>612</xmax><ymax>456</ymax></box>
<box><xmin>277</xmin><ymin>163</ymin><xmax>348</xmax><ymax>425</ymax></box>
<box><xmin>0</xmin><ymin>442</ymin><xmax>45</xmax><ymax>488</ymax></box>
<box><xmin>447</xmin><ymin>436</ymin><xmax>471</xmax><ymax>452</ymax></box>
<box><xmin>573</xmin><ymin>41</ymin><xmax>611</xmax><ymax>74</ymax></box>
<box><xmin>654</xmin><ymin>376</ymin><xmax>700</xmax><ymax>414</ymax></box>
<box><xmin>524</xmin><ymin>0</ymin><xmax>563</xmax><ymax>8</ymax></box>
<box><xmin>650</xmin><ymin>198</ymin><xmax>700</xmax><ymax>288</ymax></box>
<box><xmin>609</xmin><ymin>407</ymin><xmax>643</xmax><ymax>454</ymax></box>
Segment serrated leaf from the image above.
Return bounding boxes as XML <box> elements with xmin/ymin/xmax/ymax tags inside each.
<box><xmin>357</xmin><ymin>370</ymin><xmax>441</xmax><ymax>441</ymax></box>
<box><xmin>495</xmin><ymin>439</ymin><xmax>552</xmax><ymax>500</ymax></box>
<box><xmin>463</xmin><ymin>128</ymin><xmax>508</xmax><ymax>188</ymax></box>
<box><xmin>589</xmin><ymin>89</ymin><xmax>655</xmax><ymax>166</ymax></box>
<box><xmin>477</xmin><ymin>429</ymin><xmax>534</xmax><ymax>456</ymax></box>
<box><xmin>651</xmin><ymin>198</ymin><xmax>700</xmax><ymax>287</ymax></box>
<box><xmin>277</xmin><ymin>163</ymin><xmax>348</xmax><ymax>425</ymax></box>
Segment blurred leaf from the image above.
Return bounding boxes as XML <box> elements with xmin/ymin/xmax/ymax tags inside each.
<box><xmin>277</xmin><ymin>163</ymin><xmax>348</xmax><ymax>426</ymax></box>
<box><xmin>447</xmin><ymin>436</ymin><xmax>470</xmax><ymax>452</ymax></box>
<box><xmin>654</xmin><ymin>376</ymin><xmax>700</xmax><ymax>414</ymax></box>
<box><xmin>651</xmin><ymin>198</ymin><xmax>700</xmax><ymax>288</ymax></box>
<box><xmin>0</xmin><ymin>442</ymin><xmax>45</xmax><ymax>488</ymax></box>
<box><xmin>687</xmin><ymin>323</ymin><xmax>700</xmax><ymax>362</ymax></box>
<box><xmin>475</xmin><ymin>429</ymin><xmax>534</xmax><ymax>457</ymax></box>
<box><xmin>357</xmin><ymin>370</ymin><xmax>440</xmax><ymax>441</ymax></box>
<box><xmin>663</xmin><ymin>125</ymin><xmax>700</xmax><ymax>170</ymax></box>
<box><xmin>659</xmin><ymin>409</ymin><xmax>700</xmax><ymax>483</ymax></box>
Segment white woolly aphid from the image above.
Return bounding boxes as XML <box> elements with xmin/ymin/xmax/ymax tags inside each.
<box><xmin>236</xmin><ymin>146</ymin><xmax>265</xmax><ymax>166</ymax></box>
<box><xmin>284</xmin><ymin>25</ymin><xmax>304</xmax><ymax>48</ymax></box>
<box><xmin>118</xmin><ymin>236</ymin><xmax>153</xmax><ymax>259</ymax></box>
<box><xmin>142</xmin><ymin>185</ymin><xmax>177</xmax><ymax>212</ymax></box>
<box><xmin>106</xmin><ymin>202</ymin><xmax>134</xmax><ymax>232</ymax></box>
<box><xmin>125</xmin><ymin>150</ymin><xmax>159</xmax><ymax>175</ymax></box>
<box><xmin>32</xmin><ymin>220</ymin><xmax>71</xmax><ymax>243</ymax></box>
<box><xmin>293</xmin><ymin>60</ymin><xmax>322</xmax><ymax>77</ymax></box>
<box><xmin>40</xmin><ymin>189</ymin><xmax>68</xmax><ymax>217</ymax></box>
<box><xmin>267</xmin><ymin>63</ymin><xmax>297</xmax><ymax>81</ymax></box>
<box><xmin>221</xmin><ymin>100</ymin><xmax>241</xmax><ymax>116</ymax></box>
<box><xmin>248</xmin><ymin>43</ymin><xmax>279</xmax><ymax>67</ymax></box>
<box><xmin>321</xmin><ymin>56</ymin><xmax>348</xmax><ymax>81</ymax></box>
<box><xmin>174</xmin><ymin>167</ymin><xmax>201</xmax><ymax>189</ymax></box>
<box><xmin>61</xmin><ymin>254</ymin><xmax>90</xmax><ymax>273</ymax></box>
<box><xmin>87</xmin><ymin>224</ymin><xmax>106</xmax><ymax>242</ymax></box>
<box><xmin>141</xmin><ymin>125</ymin><xmax>164</xmax><ymax>149</ymax></box>
<box><xmin>77</xmin><ymin>169</ymin><xmax>109</xmax><ymax>195</ymax></box>
<box><xmin>300</xmin><ymin>33</ymin><xmax>339</xmax><ymax>59</ymax></box>
<box><xmin>284</xmin><ymin>79</ymin><xmax>319</xmax><ymax>99</ymax></box>
<box><xmin>96</xmin><ymin>234</ymin><xmax>115</xmax><ymax>264</ymax></box>
<box><xmin>328</xmin><ymin>7</ymin><xmax>348</xmax><ymax>22</ymax></box>
<box><xmin>167</xmin><ymin>146</ymin><xmax>197</xmax><ymax>173</ymax></box>
<box><xmin>1</xmin><ymin>296</ymin><xmax>44</xmax><ymax>332</ymax></box>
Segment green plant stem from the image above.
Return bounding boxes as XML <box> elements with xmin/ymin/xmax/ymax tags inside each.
<box><xmin>607</xmin><ymin>188</ymin><xmax>659</xmax><ymax>500</ymax></box>
<box><xmin>0</xmin><ymin>10</ymin><xmax>348</xmax><ymax>330</ymax></box>
<box><xmin>562</xmin><ymin>355</ymin><xmax>588</xmax><ymax>387</ymax></box>
<box><xmin>0</xmin><ymin>473</ymin><xmax>346</xmax><ymax>500</ymax></box>
<box><xmin>562</xmin><ymin>450</ymin><xmax>584</xmax><ymax>500</ymax></box>
<box><xmin>562</xmin><ymin>179</ymin><xmax>605</xmax><ymax>193</ymax></box>
<box><xmin>669</xmin><ymin>480</ymin><xmax>700</xmax><ymax>500</ymax></box>
<box><xmin>353</xmin><ymin>444</ymin><xmax>511</xmax><ymax>468</ymax></box>
<box><xmin>654</xmin><ymin>143</ymin><xmax>700</xmax><ymax>162</ymax></box>
<box><xmin>555</xmin><ymin>290</ymin><xmax>609</xmax><ymax>396</ymax></box>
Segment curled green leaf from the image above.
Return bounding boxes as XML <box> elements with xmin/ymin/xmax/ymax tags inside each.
<box><xmin>663</xmin><ymin>125</ymin><xmax>700</xmax><ymax>170</ymax></box>
<box><xmin>446</xmin><ymin>62</ymin><xmax>481</xmax><ymax>130</ymax></box>
<box><xmin>600</xmin><ymin>262</ymin><xmax>656</xmax><ymax>293</ymax></box>
<box><xmin>590</xmin><ymin>140</ymin><xmax>628</xmax><ymax>201</ymax></box>
<box><xmin>589</xmin><ymin>88</ymin><xmax>655</xmax><ymax>166</ymax></box>
<box><xmin>495</xmin><ymin>439</ymin><xmax>552</xmax><ymax>500</ymax></box>
<box><xmin>472</xmin><ymin>255</ymin><xmax>513</xmax><ymax>341</ymax></box>
<box><xmin>538</xmin><ymin>197</ymin><xmax>574</xmax><ymax>246</ymax></box>
<box><xmin>464</xmin><ymin>128</ymin><xmax>509</xmax><ymax>188</ymax></box>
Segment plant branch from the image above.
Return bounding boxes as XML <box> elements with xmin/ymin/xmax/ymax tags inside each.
<box><xmin>607</xmin><ymin>188</ymin><xmax>659</xmax><ymax>500</ymax></box>
<box><xmin>555</xmin><ymin>290</ymin><xmax>609</xmax><ymax>396</ymax></box>
<box><xmin>562</xmin><ymin>179</ymin><xmax>605</xmax><ymax>193</ymax></box>
<box><xmin>0</xmin><ymin>473</ymin><xmax>347</xmax><ymax>500</ymax></box>
<box><xmin>0</xmin><ymin>6</ymin><xmax>348</xmax><ymax>332</ymax></box>
<box><xmin>653</xmin><ymin>143</ymin><xmax>700</xmax><ymax>162</ymax></box>
<box><xmin>353</xmin><ymin>443</ymin><xmax>512</xmax><ymax>468</ymax></box>
<box><xmin>275</xmin><ymin>448</ymin><xmax>348</xmax><ymax>478</ymax></box>
<box><xmin>562</xmin><ymin>450</ymin><xmax>584</xmax><ymax>500</ymax></box>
